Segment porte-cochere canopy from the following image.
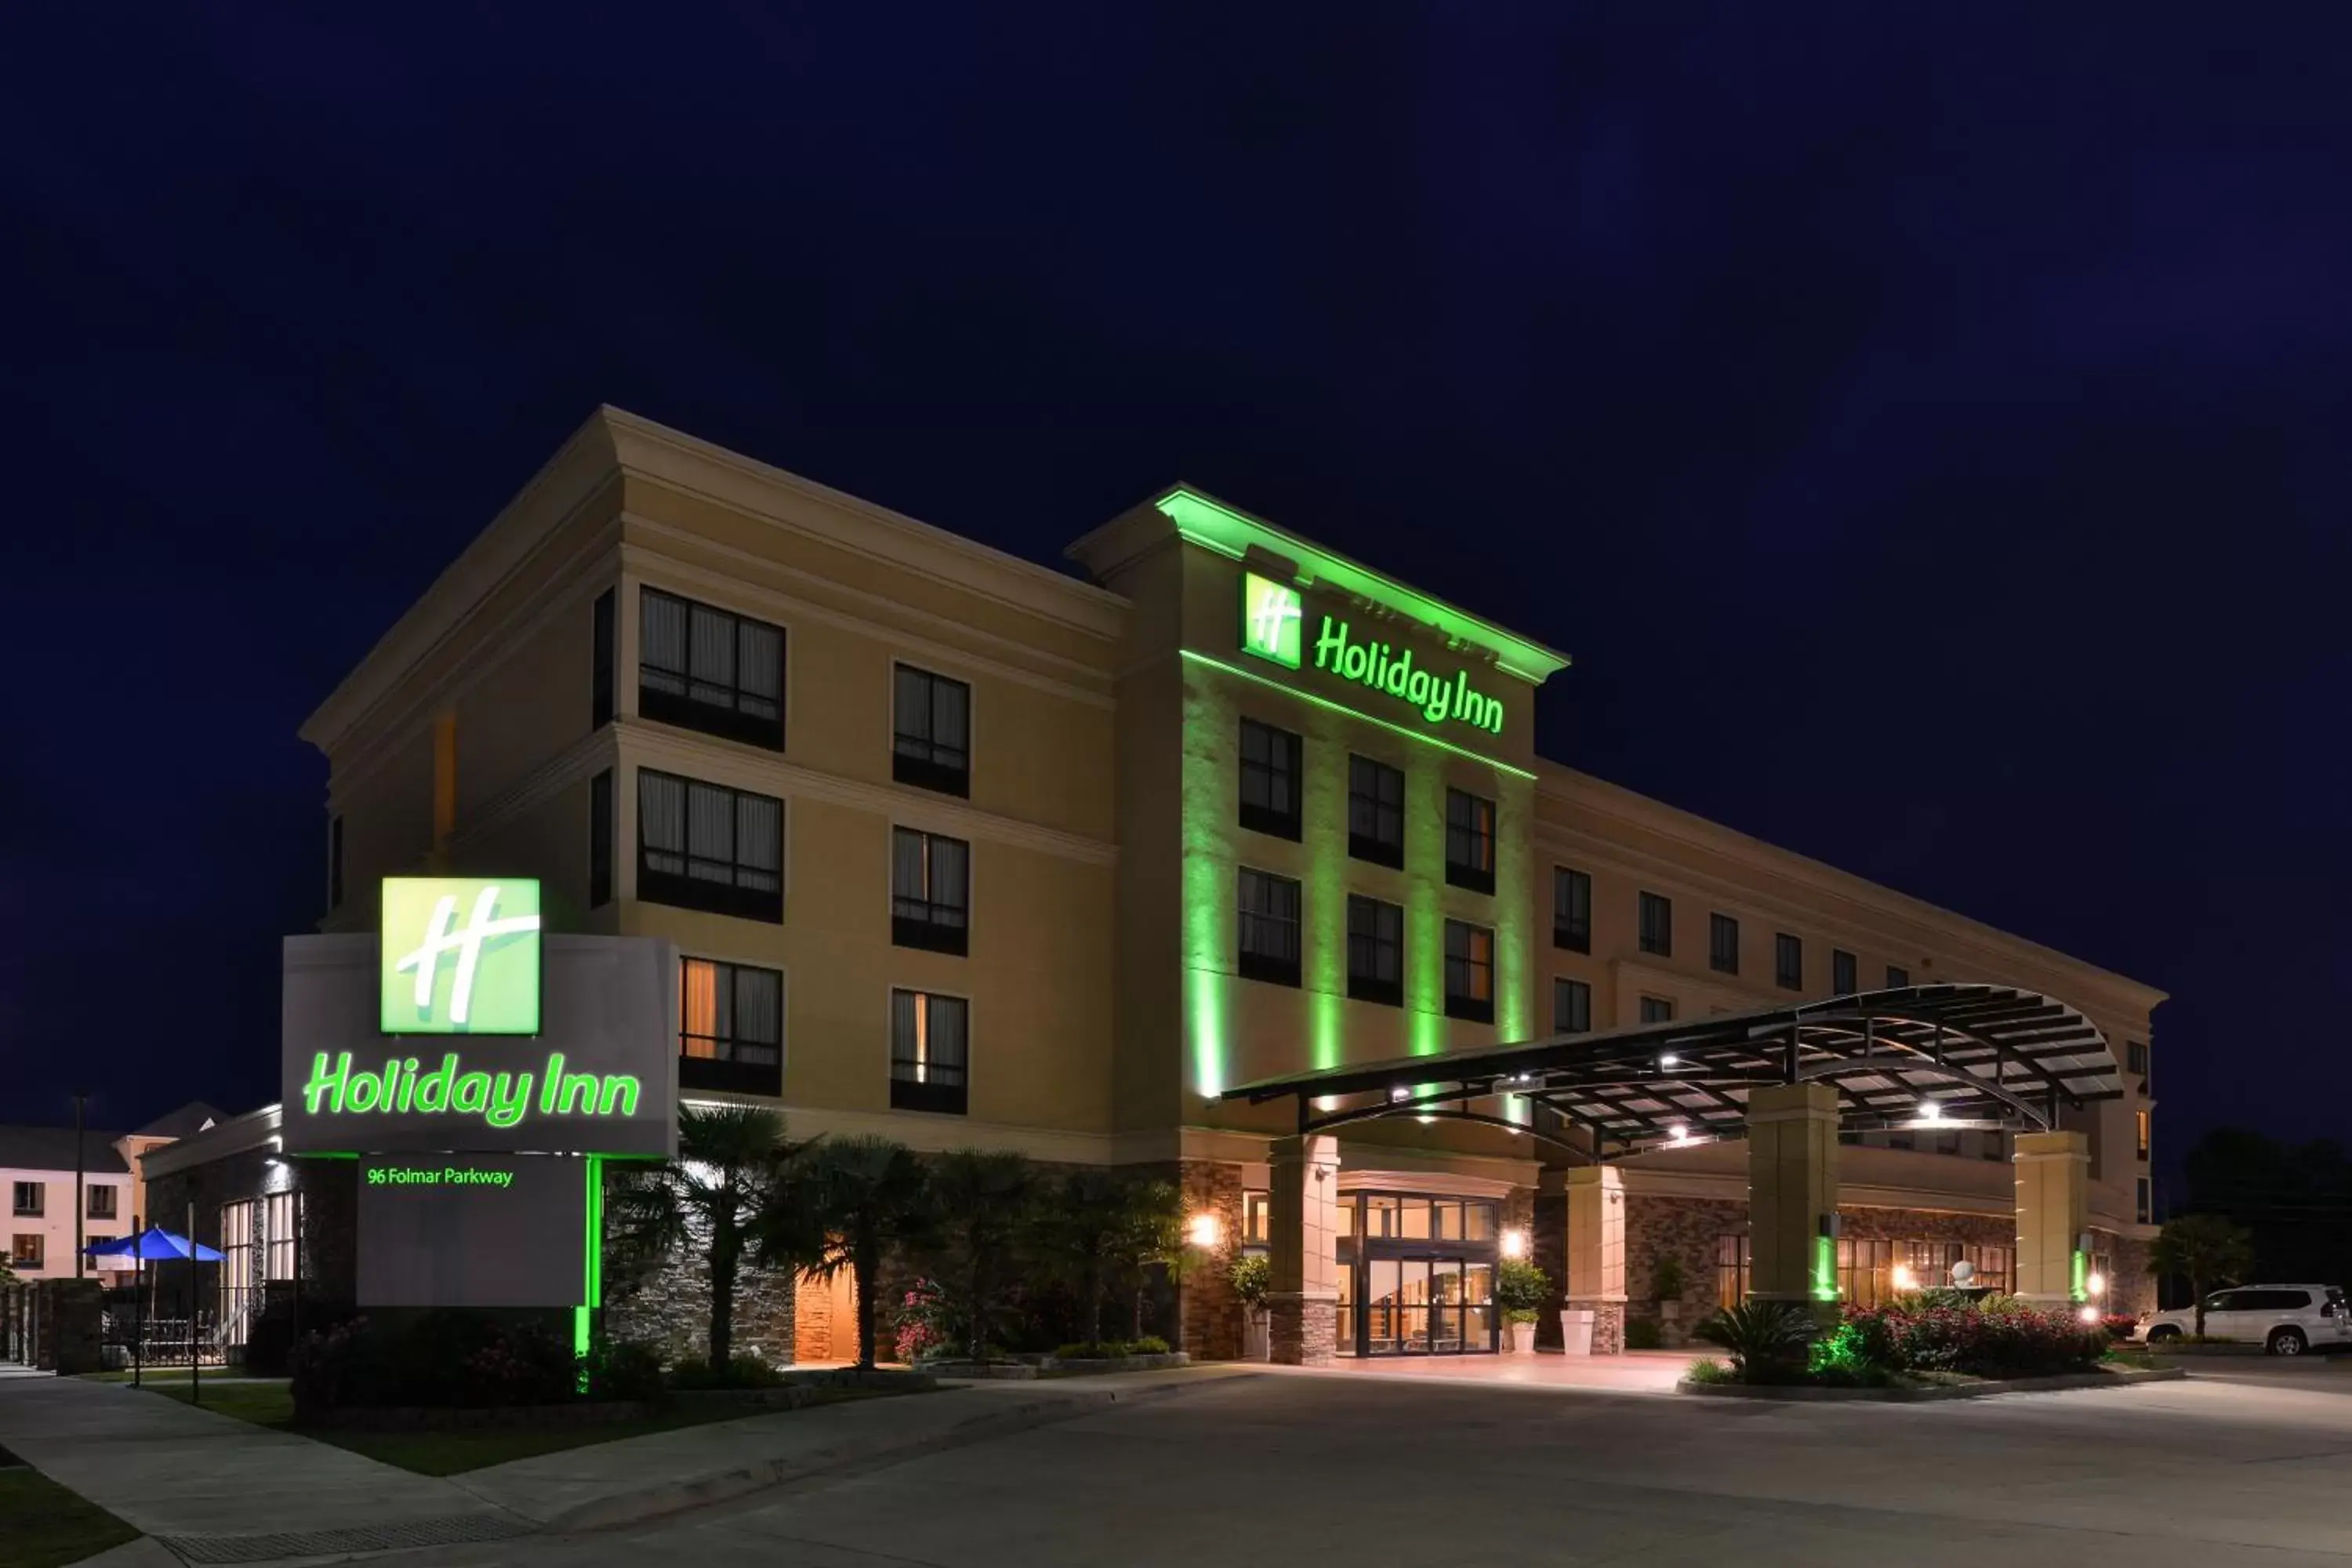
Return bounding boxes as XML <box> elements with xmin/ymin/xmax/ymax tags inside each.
<box><xmin>1225</xmin><ymin>984</ymin><xmax>2123</xmax><ymax>1153</ymax></box>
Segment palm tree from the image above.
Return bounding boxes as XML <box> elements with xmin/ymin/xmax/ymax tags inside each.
<box><xmin>1029</xmin><ymin>1168</ymin><xmax>1134</xmax><ymax>1348</ymax></box>
<box><xmin>766</xmin><ymin>1136</ymin><xmax>933</xmax><ymax>1369</ymax></box>
<box><xmin>607</xmin><ymin>1105</ymin><xmax>789</xmax><ymax>1370</ymax></box>
<box><xmin>2151</xmin><ymin>1212</ymin><xmax>2256</xmax><ymax>1335</ymax></box>
<box><xmin>923</xmin><ymin>1149</ymin><xmax>1037</xmax><ymax>1363</ymax></box>
<box><xmin>1112</xmin><ymin>1178</ymin><xmax>1185</xmax><ymax>1342</ymax></box>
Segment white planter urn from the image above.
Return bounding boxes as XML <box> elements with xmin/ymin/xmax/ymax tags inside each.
<box><xmin>1508</xmin><ymin>1319</ymin><xmax>1537</xmax><ymax>1354</ymax></box>
<box><xmin>1560</xmin><ymin>1308</ymin><xmax>1596</xmax><ymax>1356</ymax></box>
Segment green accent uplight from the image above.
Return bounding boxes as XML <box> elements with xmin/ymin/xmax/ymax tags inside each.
<box><xmin>575</xmin><ymin>1154</ymin><xmax>604</xmax><ymax>1365</ymax></box>
<box><xmin>1181</xmin><ymin>688</ymin><xmax>1234</xmax><ymax>1098</ymax></box>
<box><xmin>1813</xmin><ymin>1235</ymin><xmax>1840</xmax><ymax>1302</ymax></box>
<box><xmin>1157</xmin><ymin>486</ymin><xmax>1570</xmax><ymax>683</ymax></box>
<box><xmin>379</xmin><ymin>877</ymin><xmax>543</xmax><ymax>1035</ymax></box>
<box><xmin>2071</xmin><ymin>1248</ymin><xmax>2088</xmax><ymax>1304</ymax></box>
<box><xmin>1240</xmin><ymin>572</ymin><xmax>1303</xmax><ymax>669</ymax></box>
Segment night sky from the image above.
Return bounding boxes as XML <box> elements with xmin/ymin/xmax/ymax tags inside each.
<box><xmin>6</xmin><ymin>9</ymin><xmax>2346</xmax><ymax>1199</ymax></box>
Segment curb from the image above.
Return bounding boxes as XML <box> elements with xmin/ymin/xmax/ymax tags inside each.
<box><xmin>521</xmin><ymin>1374</ymin><xmax>1244</xmax><ymax>1533</ymax></box>
<box><xmin>1675</xmin><ymin>1365</ymin><xmax>2186</xmax><ymax>1402</ymax></box>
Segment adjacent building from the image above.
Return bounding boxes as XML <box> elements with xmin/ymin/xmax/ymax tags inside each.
<box><xmin>294</xmin><ymin>406</ymin><xmax>2163</xmax><ymax>1358</ymax></box>
<box><xmin>1</xmin><ymin>1105</ymin><xmax>222</xmax><ymax>1279</ymax></box>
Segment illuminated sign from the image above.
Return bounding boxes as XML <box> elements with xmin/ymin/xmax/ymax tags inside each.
<box><xmin>1241</xmin><ymin>573</ymin><xmax>1303</xmax><ymax>668</ymax></box>
<box><xmin>367</xmin><ymin>1163</ymin><xmax>518</xmax><ymax>1189</ymax></box>
<box><xmin>380</xmin><ymin>878</ymin><xmax>543</xmax><ymax>1035</ymax></box>
<box><xmin>299</xmin><ymin>1050</ymin><xmax>641</xmax><ymax>1130</ymax></box>
<box><xmin>1236</xmin><ymin>575</ymin><xmax>1508</xmax><ymax>734</ymax></box>
<box><xmin>1311</xmin><ymin>618</ymin><xmax>1505</xmax><ymax>734</ymax></box>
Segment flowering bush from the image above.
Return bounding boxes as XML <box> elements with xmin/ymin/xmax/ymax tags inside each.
<box><xmin>1838</xmin><ymin>1294</ymin><xmax>2107</xmax><ymax>1378</ymax></box>
<box><xmin>893</xmin><ymin>1278</ymin><xmax>953</xmax><ymax>1364</ymax></box>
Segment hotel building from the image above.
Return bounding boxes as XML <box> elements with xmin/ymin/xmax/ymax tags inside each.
<box><xmin>297</xmin><ymin>406</ymin><xmax>2162</xmax><ymax>1361</ymax></box>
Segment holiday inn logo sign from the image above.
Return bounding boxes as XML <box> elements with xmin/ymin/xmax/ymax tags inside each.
<box><xmin>380</xmin><ymin>878</ymin><xmax>543</xmax><ymax>1035</ymax></box>
<box><xmin>1240</xmin><ymin>571</ymin><xmax>1507</xmax><ymax>735</ymax></box>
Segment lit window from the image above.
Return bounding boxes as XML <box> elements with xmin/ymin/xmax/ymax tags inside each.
<box><xmin>1243</xmin><ymin>1192</ymin><xmax>1270</xmax><ymax>1247</ymax></box>
<box><xmin>890</xmin><ymin>989</ymin><xmax>969</xmax><ymax>1115</ymax></box>
<box><xmin>1445</xmin><ymin>790</ymin><xmax>1496</xmax><ymax>894</ymax></box>
<box><xmin>679</xmin><ymin>957</ymin><xmax>785</xmax><ymax>1096</ymax></box>
<box><xmin>2136</xmin><ymin>1110</ymin><xmax>2151</xmax><ymax>1160</ymax></box>
<box><xmin>1443</xmin><ymin>920</ymin><xmax>1494</xmax><ymax>1022</ymax></box>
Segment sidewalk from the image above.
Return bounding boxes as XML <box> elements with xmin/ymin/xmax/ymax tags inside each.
<box><xmin>0</xmin><ymin>1374</ymin><xmax>530</xmax><ymax>1561</ymax></box>
<box><xmin>453</xmin><ymin>1365</ymin><xmax>1259</xmax><ymax>1531</ymax></box>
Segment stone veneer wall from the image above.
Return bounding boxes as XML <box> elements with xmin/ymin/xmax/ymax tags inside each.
<box><xmin>1175</xmin><ymin>1160</ymin><xmax>1245</xmax><ymax>1359</ymax></box>
<box><xmin>2096</xmin><ymin>1229</ymin><xmax>2154</xmax><ymax>1318</ymax></box>
<box><xmin>601</xmin><ymin>1195</ymin><xmax>797</xmax><ymax>1367</ymax></box>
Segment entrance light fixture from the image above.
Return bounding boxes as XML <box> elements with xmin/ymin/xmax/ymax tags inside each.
<box><xmin>2077</xmin><ymin>1305</ymin><xmax>2102</xmax><ymax>1325</ymax></box>
<box><xmin>1892</xmin><ymin>1263</ymin><xmax>1918</xmax><ymax>1291</ymax></box>
<box><xmin>1187</xmin><ymin>1212</ymin><xmax>1223</xmax><ymax>1249</ymax></box>
<box><xmin>2086</xmin><ymin>1271</ymin><xmax>2107</xmax><ymax>1297</ymax></box>
<box><xmin>1501</xmin><ymin>1228</ymin><xmax>1530</xmax><ymax>1259</ymax></box>
<box><xmin>1659</xmin><ymin>1054</ymin><xmax>1680</xmax><ymax>1070</ymax></box>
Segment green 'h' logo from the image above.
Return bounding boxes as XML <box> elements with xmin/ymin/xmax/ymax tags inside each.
<box><xmin>1241</xmin><ymin>572</ymin><xmax>1302</xmax><ymax>669</ymax></box>
<box><xmin>379</xmin><ymin>878</ymin><xmax>543</xmax><ymax>1035</ymax></box>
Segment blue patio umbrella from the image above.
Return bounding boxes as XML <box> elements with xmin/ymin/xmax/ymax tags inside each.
<box><xmin>84</xmin><ymin>1227</ymin><xmax>222</xmax><ymax>1262</ymax></box>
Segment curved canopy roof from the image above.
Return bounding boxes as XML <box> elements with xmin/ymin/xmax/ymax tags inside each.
<box><xmin>1225</xmin><ymin>984</ymin><xmax>2122</xmax><ymax>1152</ymax></box>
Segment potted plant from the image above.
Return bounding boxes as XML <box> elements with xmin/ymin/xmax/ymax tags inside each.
<box><xmin>1494</xmin><ymin>1258</ymin><xmax>1551</xmax><ymax>1354</ymax></box>
<box><xmin>1230</xmin><ymin>1253</ymin><xmax>1271</xmax><ymax>1361</ymax></box>
<box><xmin>1651</xmin><ymin>1255</ymin><xmax>1688</xmax><ymax>1325</ymax></box>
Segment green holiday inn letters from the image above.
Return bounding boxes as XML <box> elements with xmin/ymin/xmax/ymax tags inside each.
<box><xmin>1240</xmin><ymin>571</ymin><xmax>1507</xmax><ymax>735</ymax></box>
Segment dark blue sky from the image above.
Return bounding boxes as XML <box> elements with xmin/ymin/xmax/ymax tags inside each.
<box><xmin>5</xmin><ymin>8</ymin><xmax>2345</xmax><ymax>1191</ymax></box>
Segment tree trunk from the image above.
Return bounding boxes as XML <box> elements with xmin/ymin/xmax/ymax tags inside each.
<box><xmin>710</xmin><ymin>1210</ymin><xmax>737</xmax><ymax>1370</ymax></box>
<box><xmin>2192</xmin><ymin>1271</ymin><xmax>2205</xmax><ymax>1337</ymax></box>
<box><xmin>855</xmin><ymin>1230</ymin><xmax>879</xmax><ymax>1369</ymax></box>
<box><xmin>1083</xmin><ymin>1258</ymin><xmax>1102</xmax><ymax>1347</ymax></box>
<box><xmin>1131</xmin><ymin>1284</ymin><xmax>1145</xmax><ymax>1342</ymax></box>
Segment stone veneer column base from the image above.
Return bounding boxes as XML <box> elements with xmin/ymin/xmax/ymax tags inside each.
<box><xmin>1268</xmin><ymin>1290</ymin><xmax>1339</xmax><ymax>1366</ymax></box>
<box><xmin>1565</xmin><ymin>1298</ymin><xmax>1626</xmax><ymax>1356</ymax></box>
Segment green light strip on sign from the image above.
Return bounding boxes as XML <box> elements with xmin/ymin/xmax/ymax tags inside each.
<box><xmin>1179</xmin><ymin>650</ymin><xmax>1537</xmax><ymax>780</ymax></box>
<box><xmin>576</xmin><ymin>1155</ymin><xmax>604</xmax><ymax>1360</ymax></box>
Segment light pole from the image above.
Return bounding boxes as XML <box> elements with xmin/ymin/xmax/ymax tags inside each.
<box><xmin>71</xmin><ymin>1091</ymin><xmax>89</xmax><ymax>1282</ymax></box>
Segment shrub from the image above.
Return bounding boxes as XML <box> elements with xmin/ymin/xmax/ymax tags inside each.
<box><xmin>242</xmin><ymin>1298</ymin><xmax>355</xmax><ymax>1377</ymax></box>
<box><xmin>1229</xmin><ymin>1254</ymin><xmax>1272</xmax><ymax>1312</ymax></box>
<box><xmin>1129</xmin><ymin>1334</ymin><xmax>1172</xmax><ymax>1356</ymax></box>
<box><xmin>584</xmin><ymin>1341</ymin><xmax>666</xmax><ymax>1404</ymax></box>
<box><xmin>290</xmin><ymin>1311</ymin><xmax>581</xmax><ymax>1411</ymax></box>
<box><xmin>667</xmin><ymin>1353</ymin><xmax>782</xmax><ymax>1390</ymax></box>
<box><xmin>1683</xmin><ymin>1358</ymin><xmax>1735</xmax><ymax>1385</ymax></box>
<box><xmin>1650</xmin><ymin>1256</ymin><xmax>1687</xmax><ymax>1303</ymax></box>
<box><xmin>1054</xmin><ymin>1341</ymin><xmax>1134</xmax><ymax>1360</ymax></box>
<box><xmin>1624</xmin><ymin>1318</ymin><xmax>1664</xmax><ymax>1351</ymax></box>
<box><xmin>1693</xmin><ymin>1301</ymin><xmax>1818</xmax><ymax>1382</ymax></box>
<box><xmin>1494</xmin><ymin>1259</ymin><xmax>1552</xmax><ymax>1325</ymax></box>
<box><xmin>893</xmin><ymin>1278</ymin><xmax>953</xmax><ymax>1365</ymax></box>
<box><xmin>1838</xmin><ymin>1297</ymin><xmax>2106</xmax><ymax>1379</ymax></box>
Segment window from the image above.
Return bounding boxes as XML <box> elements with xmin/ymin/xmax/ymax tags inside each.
<box><xmin>1443</xmin><ymin>920</ymin><xmax>1494</xmax><ymax>1022</ymax></box>
<box><xmin>637</xmin><ymin>770</ymin><xmax>784</xmax><ymax>922</ymax></box>
<box><xmin>11</xmin><ymin>1182</ymin><xmax>40</xmax><ymax>1218</ymax></box>
<box><xmin>679</xmin><ymin>957</ymin><xmax>785</xmax><ymax>1097</ymax></box>
<box><xmin>1243</xmin><ymin>1192</ymin><xmax>1270</xmax><ymax>1247</ymax></box>
<box><xmin>1639</xmin><ymin>996</ymin><xmax>1674</xmax><ymax>1025</ymax></box>
<box><xmin>1553</xmin><ymin>977</ymin><xmax>1592</xmax><ymax>1034</ymax></box>
<box><xmin>1775</xmin><ymin>932</ymin><xmax>1803</xmax><ymax>990</ymax></box>
<box><xmin>86</xmin><ymin>1186</ymin><xmax>116</xmax><ymax>1221</ymax></box>
<box><xmin>893</xmin><ymin>665</ymin><xmax>971</xmax><ymax>796</ymax></box>
<box><xmin>221</xmin><ymin>1200</ymin><xmax>256</xmax><ymax>1319</ymax></box>
<box><xmin>639</xmin><ymin>587</ymin><xmax>786</xmax><ymax>750</ymax></box>
<box><xmin>2126</xmin><ymin>1040</ymin><xmax>2149</xmax><ymax>1079</ymax></box>
<box><xmin>2135</xmin><ymin>1178</ymin><xmax>2151</xmax><ymax>1225</ymax></box>
<box><xmin>1832</xmin><ymin>949</ymin><xmax>1857</xmax><ymax>995</ymax></box>
<box><xmin>891</xmin><ymin>828</ymin><xmax>971</xmax><ymax>955</ymax></box>
<box><xmin>890</xmin><ymin>989</ymin><xmax>969</xmax><ymax>1115</ymax></box>
<box><xmin>1837</xmin><ymin>1239</ymin><xmax>1895</xmax><ymax>1308</ymax></box>
<box><xmin>1638</xmin><ymin>891</ymin><xmax>1671</xmax><ymax>956</ymax></box>
<box><xmin>1553</xmin><ymin>867</ymin><xmax>1592</xmax><ymax>952</ymax></box>
<box><xmin>1347</xmin><ymin>895</ymin><xmax>1403</xmax><ymax>1006</ymax></box>
<box><xmin>1347</xmin><ymin>755</ymin><xmax>1404</xmax><ymax>866</ymax></box>
<box><xmin>1444</xmin><ymin>790</ymin><xmax>1496</xmax><ymax>893</ymax></box>
<box><xmin>1886</xmin><ymin>964</ymin><xmax>1910</xmax><ymax>989</ymax></box>
<box><xmin>589</xmin><ymin>769</ymin><xmax>613</xmax><ymax>909</ymax></box>
<box><xmin>592</xmin><ymin>587</ymin><xmax>615</xmax><ymax>729</ymax></box>
<box><xmin>11</xmin><ymin>1235</ymin><xmax>42</xmax><ymax>1269</ymax></box>
<box><xmin>265</xmin><ymin>1192</ymin><xmax>296</xmax><ymax>1283</ymax></box>
<box><xmin>2136</xmin><ymin>1110</ymin><xmax>2151</xmax><ymax>1160</ymax></box>
<box><xmin>327</xmin><ymin>815</ymin><xmax>344</xmax><ymax>911</ymax></box>
<box><xmin>1240</xmin><ymin>720</ymin><xmax>1304</xmax><ymax>840</ymax></box>
<box><xmin>1715</xmin><ymin>1234</ymin><xmax>1749</xmax><ymax>1310</ymax></box>
<box><xmin>1709</xmin><ymin>913</ymin><xmax>1739</xmax><ymax>975</ymax></box>
<box><xmin>1237</xmin><ymin>869</ymin><xmax>1302</xmax><ymax>986</ymax></box>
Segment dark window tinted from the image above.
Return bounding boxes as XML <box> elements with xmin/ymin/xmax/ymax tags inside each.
<box><xmin>894</xmin><ymin>666</ymin><xmax>971</xmax><ymax>796</ymax></box>
<box><xmin>1240</xmin><ymin>720</ymin><xmax>1304</xmax><ymax>840</ymax></box>
<box><xmin>1347</xmin><ymin>895</ymin><xmax>1403</xmax><ymax>1005</ymax></box>
<box><xmin>592</xmin><ymin>588</ymin><xmax>615</xmax><ymax>728</ymax></box>
<box><xmin>1238</xmin><ymin>869</ymin><xmax>1302</xmax><ymax>986</ymax></box>
<box><xmin>891</xmin><ymin>828</ymin><xmax>971</xmax><ymax>955</ymax></box>
<box><xmin>1553</xmin><ymin>978</ymin><xmax>1591</xmax><ymax>1033</ymax></box>
<box><xmin>640</xmin><ymin>588</ymin><xmax>786</xmax><ymax>749</ymax></box>
<box><xmin>1886</xmin><ymin>964</ymin><xmax>1910</xmax><ymax>989</ymax></box>
<box><xmin>1553</xmin><ymin>868</ymin><xmax>1591</xmax><ymax>952</ymax></box>
<box><xmin>1832</xmin><ymin>949</ymin><xmax>1857</xmax><ymax>994</ymax></box>
<box><xmin>1775</xmin><ymin>933</ymin><xmax>1803</xmax><ymax>989</ymax></box>
<box><xmin>637</xmin><ymin>770</ymin><xmax>784</xmax><ymax>922</ymax></box>
<box><xmin>1444</xmin><ymin>920</ymin><xmax>1494</xmax><ymax>1022</ymax></box>
<box><xmin>1709</xmin><ymin>913</ymin><xmax>1738</xmax><ymax>975</ymax></box>
<box><xmin>1348</xmin><ymin>755</ymin><xmax>1404</xmax><ymax>866</ymax></box>
<box><xmin>1639</xmin><ymin>891</ymin><xmax>1671</xmax><ymax>956</ymax></box>
<box><xmin>1639</xmin><ymin>996</ymin><xmax>1674</xmax><ymax>1024</ymax></box>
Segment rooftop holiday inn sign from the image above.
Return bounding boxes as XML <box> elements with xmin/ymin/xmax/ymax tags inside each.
<box><xmin>280</xmin><ymin>881</ymin><xmax>678</xmax><ymax>1158</ymax></box>
<box><xmin>1241</xmin><ymin>572</ymin><xmax>1506</xmax><ymax>735</ymax></box>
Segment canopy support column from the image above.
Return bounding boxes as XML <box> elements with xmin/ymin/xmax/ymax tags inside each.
<box><xmin>2013</xmin><ymin>1130</ymin><xmax>2090</xmax><ymax>1308</ymax></box>
<box><xmin>1563</xmin><ymin>1165</ymin><xmax>1626</xmax><ymax>1356</ymax></box>
<box><xmin>1266</xmin><ymin>1134</ymin><xmax>1341</xmax><ymax>1366</ymax></box>
<box><xmin>1746</xmin><ymin>1081</ymin><xmax>1841</xmax><ymax>1324</ymax></box>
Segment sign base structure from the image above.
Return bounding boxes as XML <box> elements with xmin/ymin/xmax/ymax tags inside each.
<box><xmin>357</xmin><ymin>1154</ymin><xmax>609</xmax><ymax>1323</ymax></box>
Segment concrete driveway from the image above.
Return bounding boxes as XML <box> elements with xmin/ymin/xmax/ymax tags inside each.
<box><xmin>378</xmin><ymin>1367</ymin><xmax>2352</xmax><ymax>1568</ymax></box>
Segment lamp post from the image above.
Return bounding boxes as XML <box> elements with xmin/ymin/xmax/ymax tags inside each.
<box><xmin>71</xmin><ymin>1091</ymin><xmax>88</xmax><ymax>1282</ymax></box>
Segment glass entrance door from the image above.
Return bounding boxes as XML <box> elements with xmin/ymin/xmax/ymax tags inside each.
<box><xmin>1363</xmin><ymin>1257</ymin><xmax>1497</xmax><ymax>1355</ymax></box>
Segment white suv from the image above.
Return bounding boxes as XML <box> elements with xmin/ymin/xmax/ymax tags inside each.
<box><xmin>2143</xmin><ymin>1285</ymin><xmax>2350</xmax><ymax>1356</ymax></box>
